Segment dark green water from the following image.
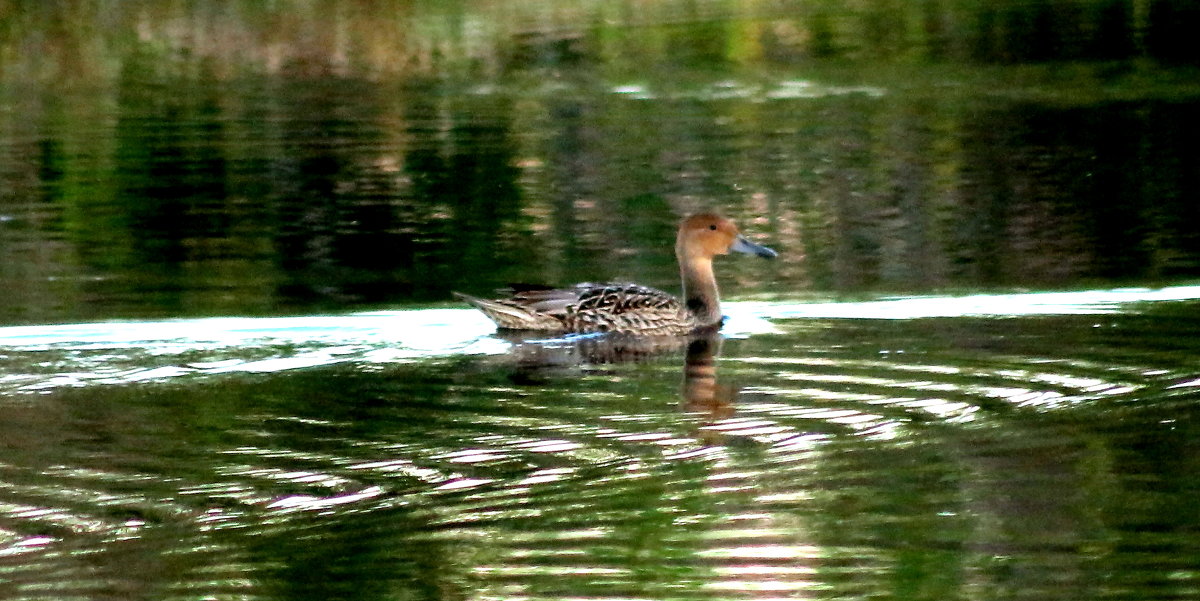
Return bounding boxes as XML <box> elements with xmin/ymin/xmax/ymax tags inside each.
<box><xmin>3</xmin><ymin>296</ymin><xmax>1200</xmax><ymax>600</ymax></box>
<box><xmin>3</xmin><ymin>1</ymin><xmax>1200</xmax><ymax>600</ymax></box>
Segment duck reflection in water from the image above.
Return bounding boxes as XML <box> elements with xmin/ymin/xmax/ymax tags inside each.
<box><xmin>680</xmin><ymin>333</ymin><xmax>737</xmax><ymax>424</ymax></box>
<box><xmin>496</xmin><ymin>329</ymin><xmax>737</xmax><ymax>425</ymax></box>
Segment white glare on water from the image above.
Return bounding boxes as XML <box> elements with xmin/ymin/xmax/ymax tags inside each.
<box><xmin>0</xmin><ymin>286</ymin><xmax>1198</xmax><ymax>393</ymax></box>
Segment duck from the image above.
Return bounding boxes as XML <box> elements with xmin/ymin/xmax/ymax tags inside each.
<box><xmin>455</xmin><ymin>213</ymin><xmax>776</xmax><ymax>335</ymax></box>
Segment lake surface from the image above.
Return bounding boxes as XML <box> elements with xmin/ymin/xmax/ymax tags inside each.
<box><xmin>2</xmin><ymin>1</ymin><xmax>1200</xmax><ymax>600</ymax></box>
<box><xmin>3</xmin><ymin>291</ymin><xmax>1200</xmax><ymax>600</ymax></box>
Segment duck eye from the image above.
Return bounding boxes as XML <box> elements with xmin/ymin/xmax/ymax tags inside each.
<box><xmin>708</xmin><ymin>224</ymin><xmax>717</xmax><ymax>231</ymax></box>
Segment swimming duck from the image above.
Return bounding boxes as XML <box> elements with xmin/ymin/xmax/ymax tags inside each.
<box><xmin>455</xmin><ymin>213</ymin><xmax>776</xmax><ymax>335</ymax></box>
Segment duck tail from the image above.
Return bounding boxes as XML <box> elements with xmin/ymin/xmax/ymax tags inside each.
<box><xmin>453</xmin><ymin>292</ymin><xmax>564</xmax><ymax>330</ymax></box>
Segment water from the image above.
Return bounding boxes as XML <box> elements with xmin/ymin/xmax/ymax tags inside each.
<box><xmin>3</xmin><ymin>1</ymin><xmax>1200</xmax><ymax>600</ymax></box>
<box><xmin>3</xmin><ymin>291</ymin><xmax>1200</xmax><ymax>600</ymax></box>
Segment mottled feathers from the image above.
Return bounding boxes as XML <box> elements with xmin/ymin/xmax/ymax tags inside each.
<box><xmin>455</xmin><ymin>282</ymin><xmax>696</xmax><ymax>335</ymax></box>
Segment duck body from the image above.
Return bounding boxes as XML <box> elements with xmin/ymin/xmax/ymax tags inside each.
<box><xmin>455</xmin><ymin>282</ymin><xmax>695</xmax><ymax>335</ymax></box>
<box><xmin>456</xmin><ymin>213</ymin><xmax>776</xmax><ymax>335</ymax></box>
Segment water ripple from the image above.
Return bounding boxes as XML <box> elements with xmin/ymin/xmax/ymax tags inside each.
<box><xmin>1</xmin><ymin>292</ymin><xmax>1199</xmax><ymax>600</ymax></box>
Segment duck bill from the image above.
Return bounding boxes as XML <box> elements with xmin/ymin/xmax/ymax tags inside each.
<box><xmin>730</xmin><ymin>235</ymin><xmax>778</xmax><ymax>259</ymax></box>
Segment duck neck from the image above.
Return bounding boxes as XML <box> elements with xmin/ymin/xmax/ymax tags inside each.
<box><xmin>680</xmin><ymin>256</ymin><xmax>722</xmax><ymax>326</ymax></box>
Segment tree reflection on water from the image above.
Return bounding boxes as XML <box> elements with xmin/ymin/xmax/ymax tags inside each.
<box><xmin>1</xmin><ymin>0</ymin><xmax>1199</xmax><ymax>324</ymax></box>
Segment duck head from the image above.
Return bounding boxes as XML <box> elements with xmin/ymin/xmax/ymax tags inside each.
<box><xmin>676</xmin><ymin>213</ymin><xmax>777</xmax><ymax>261</ymax></box>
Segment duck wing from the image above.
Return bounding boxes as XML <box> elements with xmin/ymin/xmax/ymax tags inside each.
<box><xmin>572</xmin><ymin>283</ymin><xmax>681</xmax><ymax>313</ymax></box>
<box><xmin>564</xmin><ymin>283</ymin><xmax>688</xmax><ymax>333</ymax></box>
<box><xmin>457</xmin><ymin>282</ymin><xmax>686</xmax><ymax>333</ymax></box>
<box><xmin>502</xmin><ymin>282</ymin><xmax>681</xmax><ymax>314</ymax></box>
<box><xmin>503</xmin><ymin>284</ymin><xmax>587</xmax><ymax>315</ymax></box>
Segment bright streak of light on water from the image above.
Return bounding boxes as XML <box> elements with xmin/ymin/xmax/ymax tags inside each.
<box><xmin>0</xmin><ymin>285</ymin><xmax>1197</xmax><ymax>394</ymax></box>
